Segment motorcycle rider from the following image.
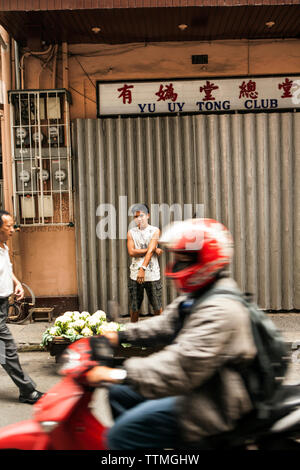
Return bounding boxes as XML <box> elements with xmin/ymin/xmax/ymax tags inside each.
<box><xmin>86</xmin><ymin>218</ymin><xmax>282</xmax><ymax>449</ymax></box>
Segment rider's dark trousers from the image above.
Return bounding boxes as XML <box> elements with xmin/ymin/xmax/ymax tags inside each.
<box><xmin>0</xmin><ymin>297</ymin><xmax>36</xmax><ymax>395</ymax></box>
<box><xmin>107</xmin><ymin>384</ymin><xmax>180</xmax><ymax>449</ymax></box>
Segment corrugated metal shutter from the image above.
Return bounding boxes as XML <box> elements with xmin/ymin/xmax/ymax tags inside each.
<box><xmin>73</xmin><ymin>112</ymin><xmax>299</xmax><ymax>314</ymax></box>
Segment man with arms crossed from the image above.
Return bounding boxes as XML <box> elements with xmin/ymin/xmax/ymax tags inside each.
<box><xmin>127</xmin><ymin>204</ymin><xmax>163</xmax><ymax>322</ymax></box>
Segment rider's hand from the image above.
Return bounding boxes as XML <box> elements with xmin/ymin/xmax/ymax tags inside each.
<box><xmin>85</xmin><ymin>366</ymin><xmax>124</xmax><ymax>385</ymax></box>
<box><xmin>102</xmin><ymin>331</ymin><xmax>119</xmax><ymax>347</ymax></box>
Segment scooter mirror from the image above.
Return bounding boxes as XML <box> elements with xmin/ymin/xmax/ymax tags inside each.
<box><xmin>89</xmin><ymin>335</ymin><xmax>114</xmax><ymax>367</ymax></box>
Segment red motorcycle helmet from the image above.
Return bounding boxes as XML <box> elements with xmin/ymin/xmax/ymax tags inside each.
<box><xmin>160</xmin><ymin>218</ymin><xmax>234</xmax><ymax>293</ymax></box>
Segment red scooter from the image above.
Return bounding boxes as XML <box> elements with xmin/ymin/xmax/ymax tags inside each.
<box><xmin>1</xmin><ymin>335</ymin><xmax>300</xmax><ymax>450</ymax></box>
<box><xmin>0</xmin><ymin>336</ymin><xmax>113</xmax><ymax>450</ymax></box>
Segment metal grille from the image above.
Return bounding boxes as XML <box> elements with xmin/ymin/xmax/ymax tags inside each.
<box><xmin>9</xmin><ymin>89</ymin><xmax>73</xmax><ymax>226</ymax></box>
<box><xmin>73</xmin><ymin>112</ymin><xmax>299</xmax><ymax>314</ymax></box>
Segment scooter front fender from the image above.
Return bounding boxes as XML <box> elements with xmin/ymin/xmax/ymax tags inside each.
<box><xmin>0</xmin><ymin>419</ymin><xmax>50</xmax><ymax>450</ymax></box>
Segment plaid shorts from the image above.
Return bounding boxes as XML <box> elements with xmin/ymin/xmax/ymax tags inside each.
<box><xmin>128</xmin><ymin>279</ymin><xmax>162</xmax><ymax>312</ymax></box>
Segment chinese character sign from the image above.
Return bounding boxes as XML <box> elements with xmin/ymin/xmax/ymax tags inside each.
<box><xmin>239</xmin><ymin>80</ymin><xmax>258</xmax><ymax>99</ymax></box>
<box><xmin>278</xmin><ymin>78</ymin><xmax>293</xmax><ymax>98</ymax></box>
<box><xmin>117</xmin><ymin>84</ymin><xmax>134</xmax><ymax>104</ymax></box>
<box><xmin>155</xmin><ymin>84</ymin><xmax>178</xmax><ymax>102</ymax></box>
<box><xmin>199</xmin><ymin>81</ymin><xmax>219</xmax><ymax>101</ymax></box>
<box><xmin>97</xmin><ymin>76</ymin><xmax>300</xmax><ymax>116</ymax></box>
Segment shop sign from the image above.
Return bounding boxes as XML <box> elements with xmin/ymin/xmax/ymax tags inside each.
<box><xmin>97</xmin><ymin>76</ymin><xmax>300</xmax><ymax>116</ymax></box>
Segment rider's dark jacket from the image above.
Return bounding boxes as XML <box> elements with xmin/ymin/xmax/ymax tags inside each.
<box><xmin>118</xmin><ymin>276</ymin><xmax>257</xmax><ymax>442</ymax></box>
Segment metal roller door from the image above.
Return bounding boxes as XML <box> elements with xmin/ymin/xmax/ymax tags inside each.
<box><xmin>73</xmin><ymin>112</ymin><xmax>300</xmax><ymax>314</ymax></box>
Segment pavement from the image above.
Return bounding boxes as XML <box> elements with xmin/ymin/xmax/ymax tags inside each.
<box><xmin>6</xmin><ymin>312</ymin><xmax>300</xmax><ymax>353</ymax></box>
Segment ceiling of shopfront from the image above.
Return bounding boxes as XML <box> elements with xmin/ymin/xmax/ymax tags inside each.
<box><xmin>0</xmin><ymin>1</ymin><xmax>299</xmax><ymax>46</ymax></box>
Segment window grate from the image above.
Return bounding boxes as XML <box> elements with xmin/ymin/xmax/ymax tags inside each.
<box><xmin>8</xmin><ymin>89</ymin><xmax>73</xmax><ymax>226</ymax></box>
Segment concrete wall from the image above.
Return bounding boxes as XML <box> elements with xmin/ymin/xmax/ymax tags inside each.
<box><xmin>19</xmin><ymin>226</ymin><xmax>77</xmax><ymax>297</ymax></box>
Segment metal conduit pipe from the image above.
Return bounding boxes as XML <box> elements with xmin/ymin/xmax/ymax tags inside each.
<box><xmin>14</xmin><ymin>40</ymin><xmax>21</xmax><ymax>90</ymax></box>
<box><xmin>0</xmin><ymin>26</ymin><xmax>23</xmax><ymax>281</ymax></box>
<box><xmin>20</xmin><ymin>44</ymin><xmax>53</xmax><ymax>89</ymax></box>
<box><xmin>0</xmin><ymin>26</ymin><xmax>13</xmax><ymax>213</ymax></box>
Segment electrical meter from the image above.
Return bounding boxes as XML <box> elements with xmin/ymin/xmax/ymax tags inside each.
<box><xmin>16</xmin><ymin>161</ymin><xmax>37</xmax><ymax>192</ymax></box>
<box><xmin>19</xmin><ymin>169</ymin><xmax>30</xmax><ymax>184</ymax></box>
<box><xmin>48</xmin><ymin>126</ymin><xmax>64</xmax><ymax>147</ymax></box>
<box><xmin>38</xmin><ymin>169</ymin><xmax>50</xmax><ymax>182</ymax></box>
<box><xmin>51</xmin><ymin>160</ymin><xmax>68</xmax><ymax>191</ymax></box>
<box><xmin>32</xmin><ymin>131</ymin><xmax>45</xmax><ymax>145</ymax></box>
<box><xmin>16</xmin><ymin>127</ymin><xmax>29</xmax><ymax>147</ymax></box>
<box><xmin>55</xmin><ymin>169</ymin><xmax>66</xmax><ymax>182</ymax></box>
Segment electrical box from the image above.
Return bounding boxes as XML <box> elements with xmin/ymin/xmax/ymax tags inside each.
<box><xmin>20</xmin><ymin>196</ymin><xmax>36</xmax><ymax>219</ymax></box>
<box><xmin>9</xmin><ymin>89</ymin><xmax>73</xmax><ymax>226</ymax></box>
<box><xmin>38</xmin><ymin>195</ymin><xmax>54</xmax><ymax>218</ymax></box>
<box><xmin>47</xmin><ymin>96</ymin><xmax>61</xmax><ymax>119</ymax></box>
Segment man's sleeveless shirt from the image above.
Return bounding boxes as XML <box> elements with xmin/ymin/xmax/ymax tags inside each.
<box><xmin>129</xmin><ymin>225</ymin><xmax>160</xmax><ymax>281</ymax></box>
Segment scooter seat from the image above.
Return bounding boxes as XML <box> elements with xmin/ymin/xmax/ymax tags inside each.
<box><xmin>271</xmin><ymin>384</ymin><xmax>300</xmax><ymax>411</ymax></box>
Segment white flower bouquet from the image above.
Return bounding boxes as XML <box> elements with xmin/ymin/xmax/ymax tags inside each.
<box><xmin>41</xmin><ymin>309</ymin><xmax>125</xmax><ymax>347</ymax></box>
